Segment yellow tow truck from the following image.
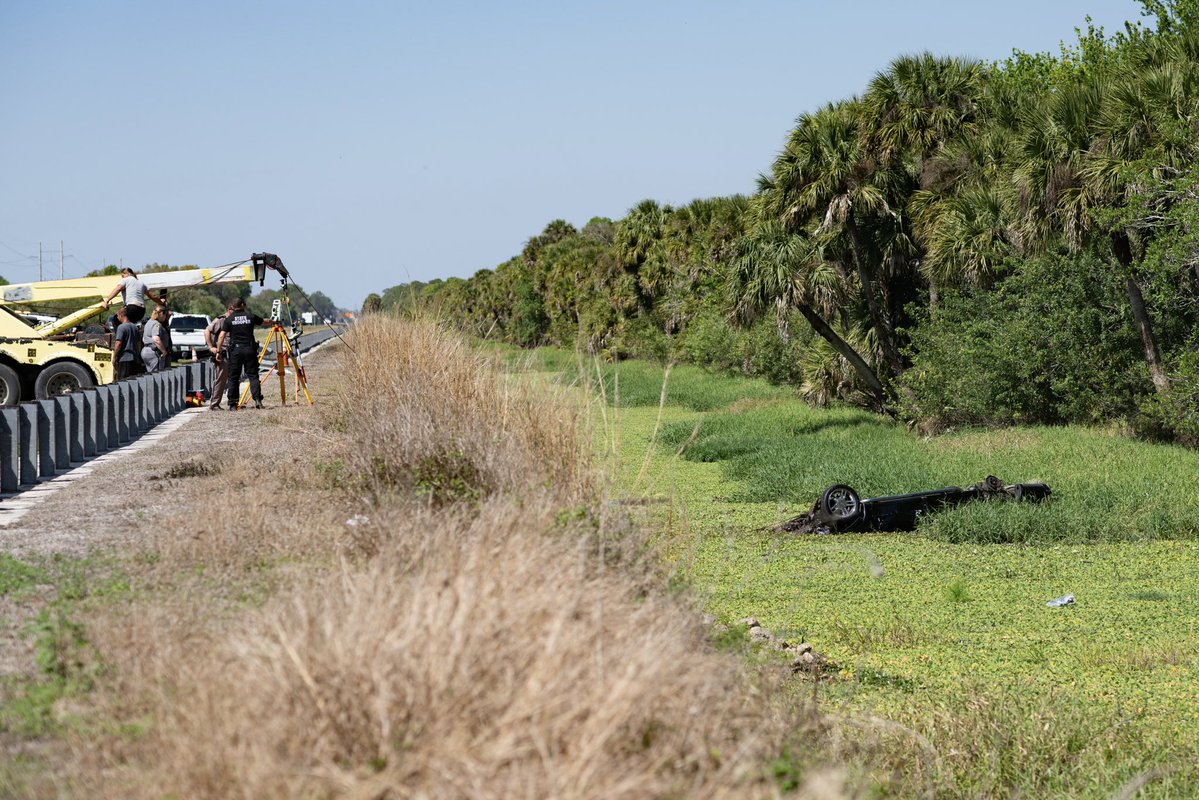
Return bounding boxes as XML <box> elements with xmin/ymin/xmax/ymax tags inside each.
<box><xmin>0</xmin><ymin>253</ymin><xmax>287</xmax><ymax>406</ymax></box>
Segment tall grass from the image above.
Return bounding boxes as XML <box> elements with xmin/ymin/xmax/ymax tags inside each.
<box><xmin>337</xmin><ymin>318</ymin><xmax>594</xmax><ymax>506</ymax></box>
<box><xmin>122</xmin><ymin>500</ymin><xmax>796</xmax><ymax>799</ymax></box>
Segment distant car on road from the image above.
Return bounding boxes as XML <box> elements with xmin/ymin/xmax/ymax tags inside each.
<box><xmin>169</xmin><ymin>313</ymin><xmax>213</xmax><ymax>360</ymax></box>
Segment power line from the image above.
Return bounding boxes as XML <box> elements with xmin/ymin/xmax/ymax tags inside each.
<box><xmin>0</xmin><ymin>241</ymin><xmax>35</xmax><ymax>259</ymax></box>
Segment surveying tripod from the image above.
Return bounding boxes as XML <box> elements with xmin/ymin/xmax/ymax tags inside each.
<box><xmin>238</xmin><ymin>294</ymin><xmax>314</xmax><ymax>408</ymax></box>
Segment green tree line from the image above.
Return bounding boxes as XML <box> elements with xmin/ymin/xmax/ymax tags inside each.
<box><xmin>374</xmin><ymin>0</ymin><xmax>1199</xmax><ymax>444</ymax></box>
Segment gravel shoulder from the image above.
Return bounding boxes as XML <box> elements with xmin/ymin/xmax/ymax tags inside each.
<box><xmin>0</xmin><ymin>346</ymin><xmax>350</xmax><ymax>779</ymax></box>
<box><xmin>0</xmin><ymin>347</ymin><xmax>340</xmax><ymax>558</ymax></box>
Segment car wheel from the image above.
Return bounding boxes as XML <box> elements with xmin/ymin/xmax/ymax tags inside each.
<box><xmin>34</xmin><ymin>362</ymin><xmax>94</xmax><ymax>399</ymax></box>
<box><xmin>0</xmin><ymin>364</ymin><xmax>20</xmax><ymax>407</ymax></box>
<box><xmin>821</xmin><ymin>484</ymin><xmax>862</xmax><ymax>521</ymax></box>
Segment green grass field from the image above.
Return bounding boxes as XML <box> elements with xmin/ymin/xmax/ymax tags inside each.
<box><xmin>525</xmin><ymin>349</ymin><xmax>1199</xmax><ymax>797</ymax></box>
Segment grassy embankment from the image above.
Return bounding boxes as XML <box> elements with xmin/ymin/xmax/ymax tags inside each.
<box><xmin>0</xmin><ymin>318</ymin><xmax>821</xmax><ymax>799</ymax></box>
<box><xmin>511</xmin><ymin>346</ymin><xmax>1199</xmax><ymax>798</ymax></box>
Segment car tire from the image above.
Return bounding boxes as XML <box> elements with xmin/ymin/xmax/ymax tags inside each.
<box><xmin>0</xmin><ymin>364</ymin><xmax>21</xmax><ymax>407</ymax></box>
<box><xmin>821</xmin><ymin>484</ymin><xmax>862</xmax><ymax>521</ymax></box>
<box><xmin>34</xmin><ymin>362</ymin><xmax>94</xmax><ymax>399</ymax></box>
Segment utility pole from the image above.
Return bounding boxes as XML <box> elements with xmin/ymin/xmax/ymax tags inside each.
<box><xmin>59</xmin><ymin>241</ymin><xmax>64</xmax><ymax>279</ymax></box>
<box><xmin>38</xmin><ymin>242</ymin><xmax>43</xmax><ymax>281</ymax></box>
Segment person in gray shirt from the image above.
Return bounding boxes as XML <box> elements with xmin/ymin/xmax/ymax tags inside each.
<box><xmin>112</xmin><ymin>307</ymin><xmax>142</xmax><ymax>379</ymax></box>
<box><xmin>140</xmin><ymin>306</ymin><xmax>168</xmax><ymax>373</ymax></box>
<box><xmin>102</xmin><ymin>267</ymin><xmax>166</xmax><ymax>324</ymax></box>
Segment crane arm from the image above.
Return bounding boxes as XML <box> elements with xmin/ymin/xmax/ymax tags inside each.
<box><xmin>0</xmin><ymin>263</ymin><xmax>260</xmax><ymax>306</ymax></box>
<box><xmin>0</xmin><ymin>255</ymin><xmax>287</xmax><ymax>339</ymax></box>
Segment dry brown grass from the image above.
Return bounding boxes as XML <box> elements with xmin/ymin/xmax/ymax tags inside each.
<box><xmin>333</xmin><ymin>316</ymin><xmax>593</xmax><ymax>507</ymax></box>
<box><xmin>99</xmin><ymin>500</ymin><xmax>792</xmax><ymax>799</ymax></box>
<box><xmin>59</xmin><ymin>316</ymin><xmax>817</xmax><ymax>799</ymax></box>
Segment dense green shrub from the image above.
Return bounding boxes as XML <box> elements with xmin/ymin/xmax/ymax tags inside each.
<box><xmin>1139</xmin><ymin>348</ymin><xmax>1199</xmax><ymax>446</ymax></box>
<box><xmin>735</xmin><ymin>317</ymin><xmax>809</xmax><ymax>386</ymax></box>
<box><xmin>675</xmin><ymin>310</ymin><xmax>742</xmax><ymax>373</ymax></box>
<box><xmin>900</xmin><ymin>252</ymin><xmax>1149</xmax><ymax>428</ymax></box>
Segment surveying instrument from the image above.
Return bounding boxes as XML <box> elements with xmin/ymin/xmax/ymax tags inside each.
<box><xmin>238</xmin><ymin>273</ymin><xmax>314</xmax><ymax>408</ymax></box>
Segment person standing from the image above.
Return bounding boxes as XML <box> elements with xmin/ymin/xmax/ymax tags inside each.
<box><xmin>140</xmin><ymin>306</ymin><xmax>168</xmax><ymax>373</ymax></box>
<box><xmin>159</xmin><ymin>308</ymin><xmax>174</xmax><ymax>368</ymax></box>
<box><xmin>101</xmin><ymin>267</ymin><xmax>166</xmax><ymax>324</ymax></box>
<box><xmin>217</xmin><ymin>298</ymin><xmax>271</xmax><ymax>409</ymax></box>
<box><xmin>204</xmin><ymin>303</ymin><xmax>233</xmax><ymax>410</ymax></box>
<box><xmin>112</xmin><ymin>307</ymin><xmax>142</xmax><ymax>380</ymax></box>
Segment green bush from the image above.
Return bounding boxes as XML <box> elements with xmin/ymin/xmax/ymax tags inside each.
<box><xmin>675</xmin><ymin>310</ymin><xmax>742</xmax><ymax>373</ymax></box>
<box><xmin>737</xmin><ymin>317</ymin><xmax>808</xmax><ymax>386</ymax></box>
<box><xmin>900</xmin><ymin>252</ymin><xmax>1148</xmax><ymax>428</ymax></box>
<box><xmin>1139</xmin><ymin>348</ymin><xmax>1199</xmax><ymax>446</ymax></box>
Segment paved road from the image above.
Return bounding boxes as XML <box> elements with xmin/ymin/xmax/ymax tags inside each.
<box><xmin>260</xmin><ymin>324</ymin><xmax>347</xmax><ymax>367</ymax></box>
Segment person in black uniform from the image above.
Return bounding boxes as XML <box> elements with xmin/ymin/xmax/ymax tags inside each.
<box><xmin>216</xmin><ymin>297</ymin><xmax>273</xmax><ymax>409</ymax></box>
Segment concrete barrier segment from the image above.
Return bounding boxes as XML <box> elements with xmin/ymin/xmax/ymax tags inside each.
<box><xmin>69</xmin><ymin>393</ymin><xmax>86</xmax><ymax>462</ymax></box>
<box><xmin>80</xmin><ymin>391</ymin><xmax>97</xmax><ymax>457</ymax></box>
<box><xmin>0</xmin><ymin>407</ymin><xmax>20</xmax><ymax>493</ymax></box>
<box><xmin>36</xmin><ymin>399</ymin><xmax>56</xmax><ymax>478</ymax></box>
<box><xmin>117</xmin><ymin>382</ymin><xmax>132</xmax><ymax>444</ymax></box>
<box><xmin>51</xmin><ymin>395</ymin><xmax>71</xmax><ymax>467</ymax></box>
<box><xmin>18</xmin><ymin>403</ymin><xmax>38</xmax><ymax>486</ymax></box>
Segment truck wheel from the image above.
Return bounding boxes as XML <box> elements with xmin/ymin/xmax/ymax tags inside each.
<box><xmin>821</xmin><ymin>484</ymin><xmax>862</xmax><ymax>521</ymax></box>
<box><xmin>34</xmin><ymin>362</ymin><xmax>94</xmax><ymax>399</ymax></box>
<box><xmin>0</xmin><ymin>364</ymin><xmax>20</xmax><ymax>407</ymax></box>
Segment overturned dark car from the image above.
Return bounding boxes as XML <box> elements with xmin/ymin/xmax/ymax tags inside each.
<box><xmin>776</xmin><ymin>476</ymin><xmax>1052</xmax><ymax>535</ymax></box>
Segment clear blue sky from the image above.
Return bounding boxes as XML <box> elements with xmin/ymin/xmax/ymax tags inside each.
<box><xmin>0</xmin><ymin>1</ymin><xmax>1147</xmax><ymax>308</ymax></box>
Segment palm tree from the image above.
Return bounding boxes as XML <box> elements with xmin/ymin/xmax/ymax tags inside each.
<box><xmin>861</xmin><ymin>53</ymin><xmax>986</xmax><ymax>174</ymax></box>
<box><xmin>862</xmin><ymin>55</ymin><xmax>1017</xmax><ymax>297</ymax></box>
<box><xmin>910</xmin><ymin>184</ymin><xmax>1015</xmax><ymax>289</ymax></box>
<box><xmin>765</xmin><ymin>101</ymin><xmax>906</xmax><ymax>378</ymax></box>
<box><xmin>614</xmin><ymin>199</ymin><xmax>671</xmax><ymax>307</ymax></box>
<box><xmin>1012</xmin><ymin>76</ymin><xmax>1110</xmax><ymax>249</ymax></box>
<box><xmin>727</xmin><ymin>220</ymin><xmax>888</xmax><ymax>404</ymax></box>
<box><xmin>1086</xmin><ymin>64</ymin><xmax>1199</xmax><ymax>392</ymax></box>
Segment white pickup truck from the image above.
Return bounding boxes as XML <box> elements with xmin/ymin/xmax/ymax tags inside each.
<box><xmin>169</xmin><ymin>313</ymin><xmax>213</xmax><ymax>360</ymax></box>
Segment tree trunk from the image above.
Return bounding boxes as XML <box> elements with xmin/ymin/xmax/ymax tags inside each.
<box><xmin>796</xmin><ymin>302</ymin><xmax>888</xmax><ymax>405</ymax></box>
<box><xmin>776</xmin><ymin>312</ymin><xmax>791</xmax><ymax>345</ymax></box>
<box><xmin>845</xmin><ymin>215</ymin><xmax>904</xmax><ymax>378</ymax></box>
<box><xmin>1112</xmin><ymin>231</ymin><xmax>1169</xmax><ymax>394</ymax></box>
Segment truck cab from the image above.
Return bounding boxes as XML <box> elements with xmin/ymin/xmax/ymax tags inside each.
<box><xmin>168</xmin><ymin>313</ymin><xmax>214</xmax><ymax>360</ymax></box>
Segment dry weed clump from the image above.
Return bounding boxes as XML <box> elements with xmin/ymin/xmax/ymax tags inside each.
<box><xmin>110</xmin><ymin>498</ymin><xmax>792</xmax><ymax>800</ymax></box>
<box><xmin>336</xmin><ymin>316</ymin><xmax>593</xmax><ymax>505</ymax></box>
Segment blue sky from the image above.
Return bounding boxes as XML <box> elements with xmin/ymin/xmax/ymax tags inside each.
<box><xmin>1</xmin><ymin>1</ymin><xmax>1147</xmax><ymax>308</ymax></box>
